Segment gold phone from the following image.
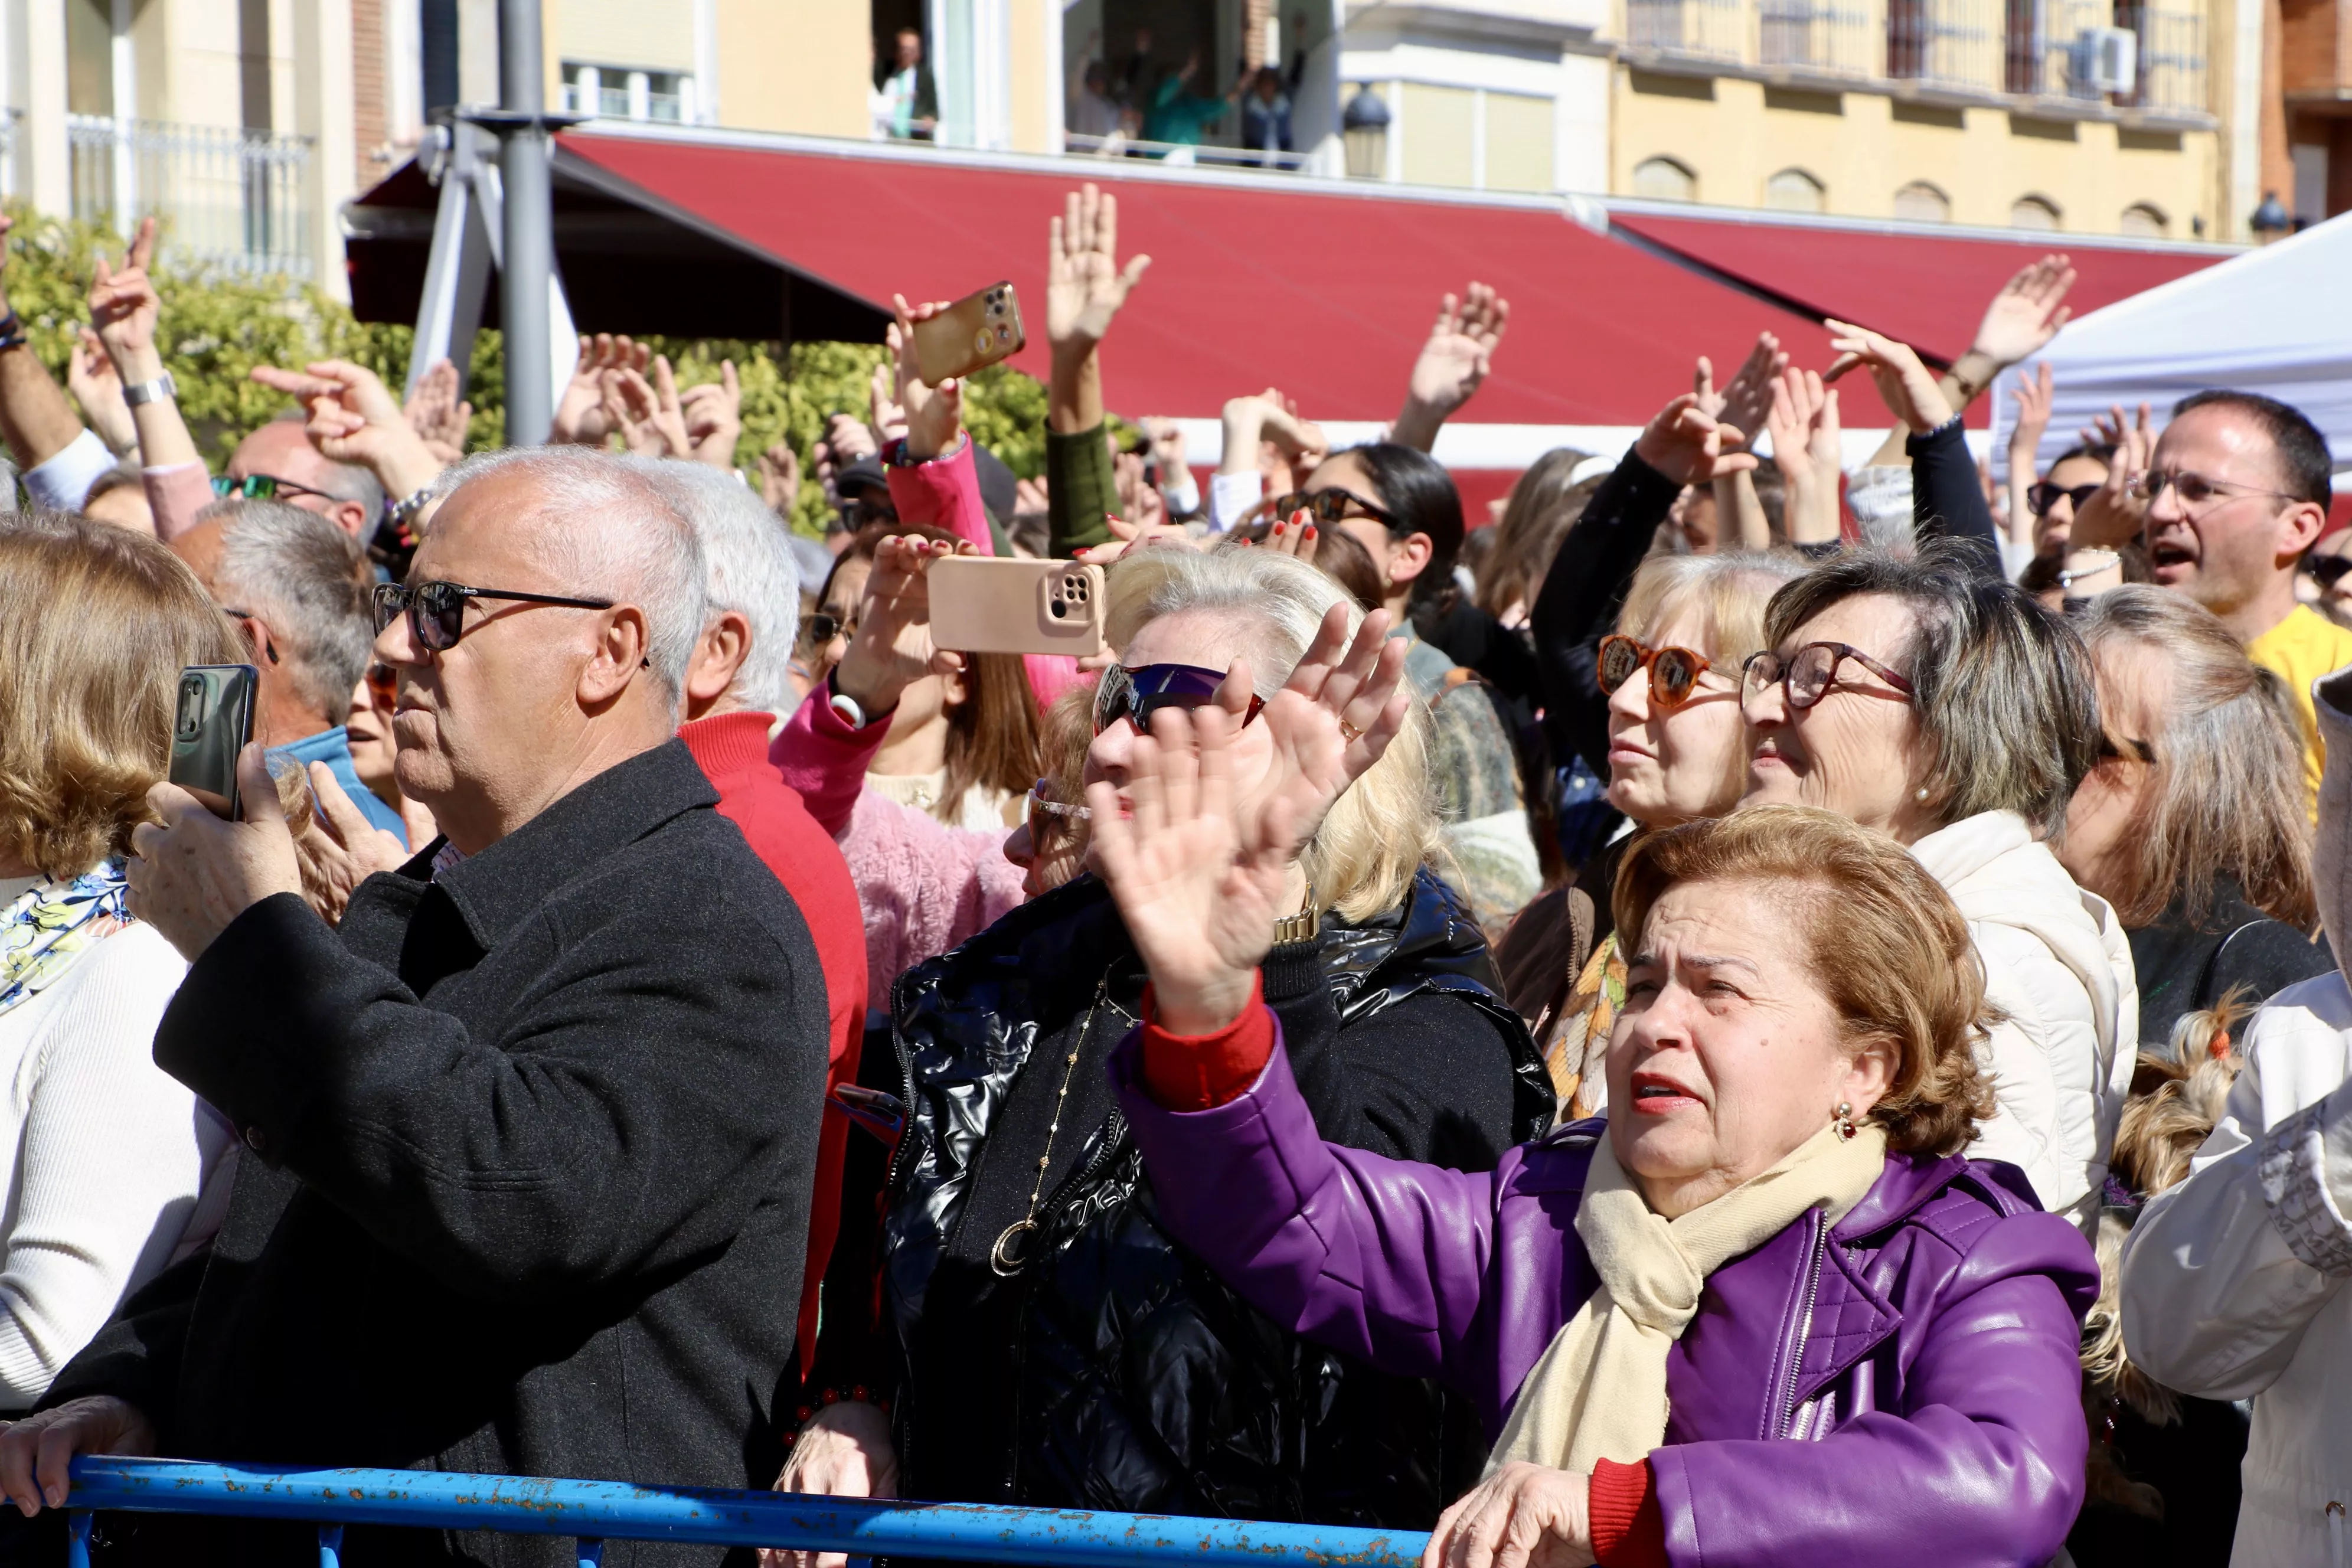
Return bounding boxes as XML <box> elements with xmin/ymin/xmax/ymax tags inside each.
<box><xmin>927</xmin><ymin>557</ymin><xmax>1105</xmax><ymax>658</ymax></box>
<box><xmin>912</xmin><ymin>282</ymin><xmax>1027</xmax><ymax>385</ymax></box>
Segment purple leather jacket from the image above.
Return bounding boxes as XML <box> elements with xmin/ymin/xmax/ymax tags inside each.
<box><xmin>1113</xmin><ymin>1026</ymin><xmax>2099</xmax><ymax>1568</ymax></box>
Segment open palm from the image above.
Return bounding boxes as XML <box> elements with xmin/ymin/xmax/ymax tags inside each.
<box><xmin>1047</xmin><ymin>182</ymin><xmax>1152</xmax><ymax>357</ymax></box>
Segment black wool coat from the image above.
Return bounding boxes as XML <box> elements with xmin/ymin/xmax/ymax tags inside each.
<box><xmin>45</xmin><ymin>740</ymin><xmax>829</xmax><ymax>1568</ymax></box>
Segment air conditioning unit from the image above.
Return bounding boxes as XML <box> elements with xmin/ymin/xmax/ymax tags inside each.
<box><xmin>2073</xmin><ymin>25</ymin><xmax>2138</xmax><ymax>94</ymax></box>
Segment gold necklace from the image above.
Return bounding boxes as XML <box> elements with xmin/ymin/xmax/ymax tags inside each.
<box><xmin>990</xmin><ymin>965</ymin><xmax>1130</xmax><ymax>1277</ymax></box>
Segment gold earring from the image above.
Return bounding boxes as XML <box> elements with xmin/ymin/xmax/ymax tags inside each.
<box><xmin>1833</xmin><ymin>1101</ymin><xmax>1856</xmax><ymax>1141</ymax></box>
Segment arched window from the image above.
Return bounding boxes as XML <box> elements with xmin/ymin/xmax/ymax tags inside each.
<box><xmin>1632</xmin><ymin>156</ymin><xmax>1697</xmax><ymax>202</ymax></box>
<box><xmin>2010</xmin><ymin>194</ymin><xmax>2062</xmax><ymax>231</ymax></box>
<box><xmin>2120</xmin><ymin>202</ymin><xmax>2168</xmax><ymax>237</ymax></box>
<box><xmin>1765</xmin><ymin>167</ymin><xmax>1826</xmax><ymax>213</ymax></box>
<box><xmin>1892</xmin><ymin>180</ymin><xmax>1951</xmax><ymax>223</ymax></box>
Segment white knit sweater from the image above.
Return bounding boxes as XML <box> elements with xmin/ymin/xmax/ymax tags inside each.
<box><xmin>0</xmin><ymin>878</ymin><xmax>234</xmax><ymax>1409</ymax></box>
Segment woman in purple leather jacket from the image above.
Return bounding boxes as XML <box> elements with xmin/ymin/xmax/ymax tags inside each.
<box><xmin>1084</xmin><ymin>703</ymin><xmax>2100</xmax><ymax>1568</ymax></box>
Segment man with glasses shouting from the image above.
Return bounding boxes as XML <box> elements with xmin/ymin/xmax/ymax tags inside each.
<box><xmin>1</xmin><ymin>448</ymin><xmax>831</xmax><ymax>1567</ymax></box>
<box><xmin>2135</xmin><ymin>390</ymin><xmax>2345</xmax><ymax>806</ymax></box>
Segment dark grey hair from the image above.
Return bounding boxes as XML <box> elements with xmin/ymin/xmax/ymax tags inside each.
<box><xmin>1761</xmin><ymin>544</ymin><xmax>2099</xmax><ymax>839</ymax></box>
<box><xmin>208</xmin><ymin>497</ymin><xmax>373</xmax><ymax>726</ymax></box>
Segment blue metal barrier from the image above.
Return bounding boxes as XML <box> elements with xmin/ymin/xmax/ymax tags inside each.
<box><xmin>64</xmin><ymin>1458</ymin><xmax>1427</xmax><ymax>1568</ymax></box>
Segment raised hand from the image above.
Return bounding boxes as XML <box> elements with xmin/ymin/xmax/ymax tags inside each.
<box><xmin>890</xmin><ymin>296</ymin><xmax>964</xmax><ymax>460</ymax></box>
<box><xmin>603</xmin><ymin>355</ymin><xmax>692</xmax><ymax>459</ymax></box>
<box><xmin>1260</xmin><ymin>601</ymin><xmax>1413</xmax><ymax>835</ymax></box>
<box><xmin>88</xmin><ymin>216</ymin><xmax>162</xmax><ymax>365</ymax></box>
<box><xmin>2011</xmin><ymin>362</ymin><xmax>2054</xmax><ymax>457</ymax></box>
<box><xmin>553</xmin><ymin>333</ymin><xmax>649</xmax><ymax>446</ymax></box>
<box><xmin>831</xmin><ymin>533</ymin><xmax>974</xmax><ymax>716</ymax></box>
<box><xmin>2070</xmin><ymin>402</ymin><xmax>2155</xmax><ymax>550</ymax></box>
<box><xmin>1763</xmin><ymin>367</ymin><xmax>1842</xmax><ymax>545</ymax></box>
<box><xmin>404</xmin><ymin>357</ymin><xmax>472</xmax><ymax>465</ymax></box>
<box><xmin>1632</xmin><ymin>392</ymin><xmax>1760</xmax><ymax>489</ymax></box>
<box><xmin>68</xmin><ymin>326</ymin><xmax>137</xmax><ymax>456</ymax></box>
<box><xmin>1395</xmin><ymin>282</ymin><xmax>1510</xmax><ymax>451</ymax></box>
<box><xmin>1822</xmin><ymin>318</ymin><xmax>1954</xmax><ymax>436</ymax></box>
<box><xmin>1088</xmin><ymin>705</ymin><xmax>1283</xmax><ymax>1034</ymax></box>
<box><xmin>1047</xmin><ymin>182</ymin><xmax>1152</xmax><ymax>363</ymax></box>
<box><xmin>759</xmin><ymin>440</ymin><xmax>801</xmax><ymax>515</ymax></box>
<box><xmin>680</xmin><ymin>358</ymin><xmax>743</xmax><ymax>469</ymax></box>
<box><xmin>1697</xmin><ymin>332</ymin><xmax>1787</xmax><ymax>453</ymax></box>
<box><xmin>1113</xmin><ymin>447</ymin><xmax>1170</xmax><ymax>532</ymax></box>
<box><xmin>1969</xmin><ymin>254</ymin><xmax>2076</xmax><ymax>368</ymax></box>
<box><xmin>1072</xmin><ymin>509</ymin><xmax>1193</xmax><ymax>566</ymax></box>
<box><xmin>261</xmin><ymin>358</ymin><xmax>446</xmax><ymax>499</ymax></box>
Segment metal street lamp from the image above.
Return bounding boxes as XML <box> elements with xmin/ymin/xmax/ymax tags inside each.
<box><xmin>1341</xmin><ymin>85</ymin><xmax>1390</xmax><ymax>180</ymax></box>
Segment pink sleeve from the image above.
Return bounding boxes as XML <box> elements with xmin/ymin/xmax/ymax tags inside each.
<box><xmin>1024</xmin><ymin>655</ymin><xmax>1086</xmax><ymax>710</ymax></box>
<box><xmin>839</xmin><ymin>790</ymin><xmax>1028</xmax><ymax>1010</ymax></box>
<box><xmin>768</xmin><ymin>690</ymin><xmax>890</xmax><ymax>837</ymax></box>
<box><xmin>143</xmin><ymin>462</ymin><xmax>215</xmax><ymax>543</ymax></box>
<box><xmin>883</xmin><ymin>438</ymin><xmax>992</xmax><ymax>555</ymax></box>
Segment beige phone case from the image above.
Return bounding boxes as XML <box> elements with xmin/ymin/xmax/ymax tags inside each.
<box><xmin>912</xmin><ymin>282</ymin><xmax>1027</xmax><ymax>385</ymax></box>
<box><xmin>927</xmin><ymin>556</ymin><xmax>1105</xmax><ymax>658</ymax></box>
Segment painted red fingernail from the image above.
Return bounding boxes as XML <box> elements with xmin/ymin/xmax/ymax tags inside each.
<box><xmin>1304</xmin><ymin>524</ymin><xmax>1317</xmax><ymax>539</ymax></box>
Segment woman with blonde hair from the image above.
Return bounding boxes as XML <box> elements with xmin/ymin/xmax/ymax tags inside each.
<box><xmin>2059</xmin><ymin>586</ymin><xmax>2328</xmax><ymax>1045</ymax></box>
<box><xmin>1498</xmin><ymin>547</ymin><xmax>1805</xmax><ymax>1119</ymax></box>
<box><xmin>775</xmin><ymin>543</ymin><xmax>1549</xmax><ymax>1547</ymax></box>
<box><xmin>0</xmin><ymin>514</ymin><xmax>242</xmax><ymax>1410</ymax></box>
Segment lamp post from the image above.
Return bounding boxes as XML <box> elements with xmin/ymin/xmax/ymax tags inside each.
<box><xmin>2249</xmin><ymin>190</ymin><xmax>2292</xmax><ymax>244</ymax></box>
<box><xmin>1341</xmin><ymin>84</ymin><xmax>1390</xmax><ymax>180</ymax></box>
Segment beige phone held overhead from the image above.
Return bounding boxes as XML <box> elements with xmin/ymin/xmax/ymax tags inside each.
<box><xmin>912</xmin><ymin>282</ymin><xmax>1027</xmax><ymax>386</ymax></box>
<box><xmin>926</xmin><ymin>557</ymin><xmax>1106</xmax><ymax>659</ymax></box>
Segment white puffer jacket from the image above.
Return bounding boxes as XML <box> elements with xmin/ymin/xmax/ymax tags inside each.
<box><xmin>2121</xmin><ymin>661</ymin><xmax>2352</xmax><ymax>1567</ymax></box>
<box><xmin>1909</xmin><ymin>808</ymin><xmax>2138</xmax><ymax>1233</ymax></box>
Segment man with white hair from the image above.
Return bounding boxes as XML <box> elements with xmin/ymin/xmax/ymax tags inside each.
<box><xmin>646</xmin><ymin>460</ymin><xmax>866</xmax><ymax>1382</ymax></box>
<box><xmin>1</xmin><ymin>448</ymin><xmax>830</xmax><ymax>1567</ymax></box>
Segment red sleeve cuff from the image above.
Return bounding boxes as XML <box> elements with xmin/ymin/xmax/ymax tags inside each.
<box><xmin>1589</xmin><ymin>1457</ymin><xmax>1665</xmax><ymax>1568</ymax></box>
<box><xmin>1139</xmin><ymin>975</ymin><xmax>1273</xmax><ymax>1111</ymax></box>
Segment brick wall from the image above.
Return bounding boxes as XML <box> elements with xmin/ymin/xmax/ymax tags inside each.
<box><xmin>353</xmin><ymin>0</ymin><xmax>390</xmax><ymax>191</ymax></box>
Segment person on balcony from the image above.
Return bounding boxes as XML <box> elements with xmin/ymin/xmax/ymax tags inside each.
<box><xmin>0</xmin><ymin>449</ymin><xmax>831</xmax><ymax>1567</ymax></box>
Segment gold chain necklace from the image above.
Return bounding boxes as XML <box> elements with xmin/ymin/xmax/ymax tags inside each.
<box><xmin>990</xmin><ymin>964</ymin><xmax>1131</xmax><ymax>1277</ymax></box>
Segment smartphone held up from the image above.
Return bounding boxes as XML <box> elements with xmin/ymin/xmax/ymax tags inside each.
<box><xmin>911</xmin><ymin>282</ymin><xmax>1027</xmax><ymax>386</ymax></box>
<box><xmin>168</xmin><ymin>664</ymin><xmax>259</xmax><ymax>819</ymax></box>
<box><xmin>926</xmin><ymin>557</ymin><xmax>1105</xmax><ymax>659</ymax></box>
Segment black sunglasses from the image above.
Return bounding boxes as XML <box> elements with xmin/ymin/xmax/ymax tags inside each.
<box><xmin>2026</xmin><ymin>481</ymin><xmax>2102</xmax><ymax>518</ymax></box>
<box><xmin>1266</xmin><ymin>489</ymin><xmax>1401</xmax><ymax>531</ymax></box>
<box><xmin>801</xmin><ymin>611</ymin><xmax>857</xmax><ymax>648</ymax></box>
<box><xmin>2309</xmin><ymin>555</ymin><xmax>2352</xmax><ymax>589</ymax></box>
<box><xmin>372</xmin><ymin>580</ymin><xmax>616</xmax><ymax>652</ymax></box>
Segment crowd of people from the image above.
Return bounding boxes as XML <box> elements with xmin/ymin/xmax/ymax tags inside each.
<box><xmin>0</xmin><ymin>177</ymin><xmax>2346</xmax><ymax>1568</ymax></box>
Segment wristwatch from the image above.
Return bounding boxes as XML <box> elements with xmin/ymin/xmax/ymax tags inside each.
<box><xmin>122</xmin><ymin>371</ymin><xmax>178</xmax><ymax>407</ymax></box>
<box><xmin>1272</xmin><ymin>883</ymin><xmax>1319</xmax><ymax>946</ymax></box>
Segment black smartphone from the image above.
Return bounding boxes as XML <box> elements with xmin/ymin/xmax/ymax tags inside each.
<box><xmin>168</xmin><ymin>664</ymin><xmax>260</xmax><ymax>819</ymax></box>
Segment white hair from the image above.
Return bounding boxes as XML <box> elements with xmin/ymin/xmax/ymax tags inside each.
<box><xmin>433</xmin><ymin>447</ymin><xmax>705</xmax><ymax>707</ymax></box>
<box><xmin>631</xmin><ymin>459</ymin><xmax>802</xmax><ymax>717</ymax></box>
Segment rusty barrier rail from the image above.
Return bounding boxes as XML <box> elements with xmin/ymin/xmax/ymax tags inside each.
<box><xmin>63</xmin><ymin>1458</ymin><xmax>1427</xmax><ymax>1568</ymax></box>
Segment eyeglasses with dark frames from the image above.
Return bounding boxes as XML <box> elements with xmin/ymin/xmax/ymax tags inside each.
<box><xmin>2308</xmin><ymin>555</ymin><xmax>2352</xmax><ymax>590</ymax></box>
<box><xmin>1742</xmin><ymin>641</ymin><xmax>1916</xmax><ymax>710</ymax></box>
<box><xmin>1092</xmin><ymin>662</ymin><xmax>1266</xmax><ymax>736</ymax></box>
<box><xmin>1265</xmin><ymin>488</ymin><xmax>1402</xmax><ymax>532</ymax></box>
<box><xmin>372</xmin><ymin>580</ymin><xmax>617</xmax><ymax>653</ymax></box>
<box><xmin>1598</xmin><ymin>634</ymin><xmax>1716</xmax><ymax>709</ymax></box>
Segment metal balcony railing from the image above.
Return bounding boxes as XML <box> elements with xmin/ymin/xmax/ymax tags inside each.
<box><xmin>65</xmin><ymin>114</ymin><xmax>313</xmax><ymax>279</ymax></box>
<box><xmin>1062</xmin><ymin>131</ymin><xmax>1312</xmax><ymax>171</ymax></box>
<box><xmin>64</xmin><ymin>1458</ymin><xmax>1425</xmax><ymax>1568</ymax></box>
<box><xmin>1618</xmin><ymin>0</ymin><xmax>2204</xmax><ymax>109</ymax></box>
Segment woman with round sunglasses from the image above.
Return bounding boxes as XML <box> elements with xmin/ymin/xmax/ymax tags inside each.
<box><xmin>1739</xmin><ymin>545</ymin><xmax>2137</xmax><ymax>1235</ymax></box>
<box><xmin>1500</xmin><ymin>549</ymin><xmax>1806</xmax><ymax>1122</ymax></box>
<box><xmin>773</xmin><ymin>544</ymin><xmax>1550</xmax><ymax>1560</ymax></box>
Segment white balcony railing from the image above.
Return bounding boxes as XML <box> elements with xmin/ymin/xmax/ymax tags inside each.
<box><xmin>66</xmin><ymin>114</ymin><xmax>313</xmax><ymax>279</ymax></box>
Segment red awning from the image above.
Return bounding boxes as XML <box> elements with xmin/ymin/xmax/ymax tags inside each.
<box><xmin>547</xmin><ymin>128</ymin><xmax>1902</xmax><ymax>428</ymax></box>
<box><xmin>1609</xmin><ymin>207</ymin><xmax>2227</xmax><ymax>371</ymax></box>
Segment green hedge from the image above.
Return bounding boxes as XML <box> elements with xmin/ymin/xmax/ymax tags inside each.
<box><xmin>5</xmin><ymin>204</ymin><xmax>1054</xmax><ymax>540</ymax></box>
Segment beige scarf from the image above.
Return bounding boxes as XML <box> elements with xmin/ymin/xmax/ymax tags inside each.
<box><xmin>1487</xmin><ymin>1120</ymin><xmax>1889</xmax><ymax>1474</ymax></box>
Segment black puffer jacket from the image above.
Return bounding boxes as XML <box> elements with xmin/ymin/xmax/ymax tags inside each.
<box><xmin>855</xmin><ymin>868</ymin><xmax>1547</xmax><ymax>1527</ymax></box>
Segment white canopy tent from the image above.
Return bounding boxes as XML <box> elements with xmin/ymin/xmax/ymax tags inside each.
<box><xmin>1994</xmin><ymin>212</ymin><xmax>2352</xmax><ymax>493</ymax></box>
